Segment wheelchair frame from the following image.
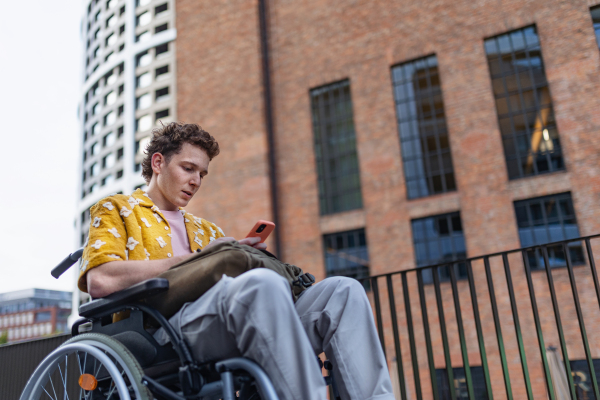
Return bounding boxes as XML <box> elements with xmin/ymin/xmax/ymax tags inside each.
<box><xmin>20</xmin><ymin>249</ymin><xmax>341</xmax><ymax>400</ymax></box>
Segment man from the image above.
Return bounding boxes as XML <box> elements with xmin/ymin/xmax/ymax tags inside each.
<box><xmin>79</xmin><ymin>122</ymin><xmax>394</xmax><ymax>400</ymax></box>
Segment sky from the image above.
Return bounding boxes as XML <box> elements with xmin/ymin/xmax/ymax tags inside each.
<box><xmin>0</xmin><ymin>1</ymin><xmax>82</xmax><ymax>294</ymax></box>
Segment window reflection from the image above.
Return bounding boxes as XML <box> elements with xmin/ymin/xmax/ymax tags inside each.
<box><xmin>485</xmin><ymin>26</ymin><xmax>563</xmax><ymax>179</ymax></box>
<box><xmin>411</xmin><ymin>212</ymin><xmax>467</xmax><ymax>283</ymax></box>
<box><xmin>514</xmin><ymin>193</ymin><xmax>583</xmax><ymax>269</ymax></box>
<box><xmin>392</xmin><ymin>55</ymin><xmax>456</xmax><ymax>199</ymax></box>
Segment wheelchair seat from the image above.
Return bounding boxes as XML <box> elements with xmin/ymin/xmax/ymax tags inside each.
<box><xmin>20</xmin><ymin>250</ymin><xmax>341</xmax><ymax>400</ymax></box>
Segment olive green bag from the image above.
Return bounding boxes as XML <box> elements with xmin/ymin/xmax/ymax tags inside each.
<box><xmin>145</xmin><ymin>241</ymin><xmax>315</xmax><ymax>319</ymax></box>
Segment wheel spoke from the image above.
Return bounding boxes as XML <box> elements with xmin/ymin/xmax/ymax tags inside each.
<box><xmin>48</xmin><ymin>370</ymin><xmax>59</xmax><ymax>400</ymax></box>
<box><xmin>57</xmin><ymin>358</ymin><xmax>70</xmax><ymax>400</ymax></box>
<box><xmin>105</xmin><ymin>369</ymin><xmax>126</xmax><ymax>400</ymax></box>
<box><xmin>42</xmin><ymin>385</ymin><xmax>56</xmax><ymax>400</ymax></box>
<box><xmin>76</xmin><ymin>352</ymin><xmax>83</xmax><ymax>375</ymax></box>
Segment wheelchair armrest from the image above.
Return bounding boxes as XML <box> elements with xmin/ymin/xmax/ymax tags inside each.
<box><xmin>79</xmin><ymin>278</ymin><xmax>169</xmax><ymax>318</ymax></box>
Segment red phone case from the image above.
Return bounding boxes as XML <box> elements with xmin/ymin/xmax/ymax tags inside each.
<box><xmin>245</xmin><ymin>220</ymin><xmax>275</xmax><ymax>243</ymax></box>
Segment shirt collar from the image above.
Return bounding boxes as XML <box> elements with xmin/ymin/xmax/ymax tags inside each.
<box><xmin>131</xmin><ymin>188</ymin><xmax>154</xmax><ymax>208</ymax></box>
<box><xmin>131</xmin><ymin>188</ymin><xmax>188</xmax><ymax>215</ymax></box>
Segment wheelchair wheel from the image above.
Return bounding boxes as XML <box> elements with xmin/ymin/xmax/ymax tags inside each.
<box><xmin>20</xmin><ymin>333</ymin><xmax>152</xmax><ymax>400</ymax></box>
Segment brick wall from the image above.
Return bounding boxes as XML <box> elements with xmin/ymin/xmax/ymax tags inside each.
<box><xmin>176</xmin><ymin>0</ymin><xmax>600</xmax><ymax>397</ymax></box>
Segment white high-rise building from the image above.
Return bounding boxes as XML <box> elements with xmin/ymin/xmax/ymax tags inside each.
<box><xmin>75</xmin><ymin>0</ymin><xmax>177</xmax><ymax>304</ymax></box>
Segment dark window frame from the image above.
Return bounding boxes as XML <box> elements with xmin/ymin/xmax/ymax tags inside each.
<box><xmin>484</xmin><ymin>25</ymin><xmax>564</xmax><ymax>179</ymax></box>
<box><xmin>514</xmin><ymin>192</ymin><xmax>584</xmax><ymax>269</ymax></box>
<box><xmin>391</xmin><ymin>54</ymin><xmax>456</xmax><ymax>199</ymax></box>
<box><xmin>323</xmin><ymin>229</ymin><xmax>370</xmax><ymax>287</ymax></box>
<box><xmin>411</xmin><ymin>211</ymin><xmax>467</xmax><ymax>283</ymax></box>
<box><xmin>591</xmin><ymin>6</ymin><xmax>600</xmax><ymax>49</ymax></box>
<box><xmin>310</xmin><ymin>79</ymin><xmax>363</xmax><ymax>215</ymax></box>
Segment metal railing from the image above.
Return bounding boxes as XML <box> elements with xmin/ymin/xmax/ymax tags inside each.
<box><xmin>361</xmin><ymin>235</ymin><xmax>600</xmax><ymax>400</ymax></box>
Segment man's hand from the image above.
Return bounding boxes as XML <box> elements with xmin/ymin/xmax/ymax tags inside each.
<box><xmin>238</xmin><ymin>236</ymin><xmax>267</xmax><ymax>250</ymax></box>
<box><xmin>203</xmin><ymin>236</ymin><xmax>267</xmax><ymax>251</ymax></box>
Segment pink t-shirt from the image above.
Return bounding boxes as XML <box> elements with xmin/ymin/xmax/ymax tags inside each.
<box><xmin>161</xmin><ymin>210</ymin><xmax>193</xmax><ymax>257</ymax></box>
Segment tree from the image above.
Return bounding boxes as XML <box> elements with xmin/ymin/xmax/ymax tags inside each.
<box><xmin>0</xmin><ymin>330</ymin><xmax>8</xmax><ymax>345</ymax></box>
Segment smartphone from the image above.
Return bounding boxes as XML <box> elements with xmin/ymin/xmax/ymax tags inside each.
<box><xmin>245</xmin><ymin>220</ymin><xmax>275</xmax><ymax>243</ymax></box>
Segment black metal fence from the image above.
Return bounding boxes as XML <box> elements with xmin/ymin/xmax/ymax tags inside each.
<box><xmin>4</xmin><ymin>236</ymin><xmax>600</xmax><ymax>400</ymax></box>
<box><xmin>0</xmin><ymin>334</ymin><xmax>70</xmax><ymax>400</ymax></box>
<box><xmin>361</xmin><ymin>235</ymin><xmax>600</xmax><ymax>400</ymax></box>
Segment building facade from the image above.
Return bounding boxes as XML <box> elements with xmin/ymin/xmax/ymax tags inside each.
<box><xmin>76</xmin><ymin>0</ymin><xmax>179</xmax><ymax>305</ymax></box>
<box><xmin>76</xmin><ymin>0</ymin><xmax>178</xmax><ymax>247</ymax></box>
<box><xmin>73</xmin><ymin>0</ymin><xmax>600</xmax><ymax>397</ymax></box>
<box><xmin>0</xmin><ymin>289</ymin><xmax>72</xmax><ymax>344</ymax></box>
<box><xmin>172</xmin><ymin>0</ymin><xmax>600</xmax><ymax>398</ymax></box>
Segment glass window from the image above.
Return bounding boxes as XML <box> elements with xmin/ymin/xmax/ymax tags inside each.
<box><xmin>514</xmin><ymin>193</ymin><xmax>583</xmax><ymax>269</ymax></box>
<box><xmin>592</xmin><ymin>6</ymin><xmax>600</xmax><ymax>49</ymax></box>
<box><xmin>106</xmin><ymin>14</ymin><xmax>116</xmax><ymax>28</ymax></box>
<box><xmin>136</xmin><ymin>93</ymin><xmax>152</xmax><ymax>109</ymax></box>
<box><xmin>91</xmin><ymin>142</ymin><xmax>99</xmax><ymax>155</ymax></box>
<box><xmin>137</xmin><ymin>11</ymin><xmax>151</xmax><ymax>26</ymax></box>
<box><xmin>155</xmin><ymin>3</ymin><xmax>168</xmax><ymax>15</ymax></box>
<box><xmin>136</xmin><ymin>31</ymin><xmax>151</xmax><ymax>42</ymax></box>
<box><xmin>155</xmin><ymin>109</ymin><xmax>169</xmax><ymax>119</ymax></box>
<box><xmin>569</xmin><ymin>359</ymin><xmax>600</xmax><ymax>399</ymax></box>
<box><xmin>155</xmin><ymin>23</ymin><xmax>168</xmax><ymax>34</ymax></box>
<box><xmin>155</xmin><ymin>86</ymin><xmax>169</xmax><ymax>101</ymax></box>
<box><xmin>137</xmin><ymin>71</ymin><xmax>152</xmax><ymax>88</ymax></box>
<box><xmin>92</xmin><ymin>122</ymin><xmax>100</xmax><ymax>136</ymax></box>
<box><xmin>91</xmin><ymin>163</ymin><xmax>99</xmax><ymax>177</ymax></box>
<box><xmin>323</xmin><ymin>229</ymin><xmax>370</xmax><ymax>283</ymax></box>
<box><xmin>35</xmin><ymin>312</ymin><xmax>51</xmax><ymax>323</ymax></box>
<box><xmin>137</xmin><ymin>51</ymin><xmax>151</xmax><ymax>67</ymax></box>
<box><xmin>105</xmin><ymin>91</ymin><xmax>116</xmax><ymax>105</ymax></box>
<box><xmin>436</xmin><ymin>366</ymin><xmax>489</xmax><ymax>399</ymax></box>
<box><xmin>137</xmin><ymin>115</ymin><xmax>152</xmax><ymax>132</ymax></box>
<box><xmin>103</xmin><ymin>153</ymin><xmax>116</xmax><ymax>169</ymax></box>
<box><xmin>105</xmin><ymin>32</ymin><xmax>117</xmax><ymax>46</ymax></box>
<box><xmin>104</xmin><ymin>111</ymin><xmax>116</xmax><ymax>126</ymax></box>
<box><xmin>155</xmin><ymin>43</ymin><xmax>169</xmax><ymax>56</ymax></box>
<box><xmin>102</xmin><ymin>174</ymin><xmax>114</xmax><ymax>186</ymax></box>
<box><xmin>156</xmin><ymin>64</ymin><xmax>169</xmax><ymax>79</ymax></box>
<box><xmin>105</xmin><ymin>71</ymin><xmax>117</xmax><ymax>85</ymax></box>
<box><xmin>411</xmin><ymin>212</ymin><xmax>467</xmax><ymax>283</ymax></box>
<box><xmin>103</xmin><ymin>131</ymin><xmax>115</xmax><ymax>147</ymax></box>
<box><xmin>310</xmin><ymin>80</ymin><xmax>363</xmax><ymax>214</ymax></box>
<box><xmin>485</xmin><ymin>26</ymin><xmax>563</xmax><ymax>179</ymax></box>
<box><xmin>107</xmin><ymin>0</ymin><xmax>117</xmax><ymax>9</ymax></box>
<box><xmin>137</xmin><ymin>0</ymin><xmax>151</xmax><ymax>6</ymax></box>
<box><xmin>92</xmin><ymin>102</ymin><xmax>101</xmax><ymax>115</ymax></box>
<box><xmin>138</xmin><ymin>136</ymin><xmax>151</xmax><ymax>155</ymax></box>
<box><xmin>391</xmin><ymin>55</ymin><xmax>456</xmax><ymax>199</ymax></box>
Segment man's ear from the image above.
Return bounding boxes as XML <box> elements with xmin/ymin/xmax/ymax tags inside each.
<box><xmin>151</xmin><ymin>153</ymin><xmax>165</xmax><ymax>175</ymax></box>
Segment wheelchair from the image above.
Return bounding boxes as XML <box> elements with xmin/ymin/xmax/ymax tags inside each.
<box><xmin>20</xmin><ymin>249</ymin><xmax>341</xmax><ymax>400</ymax></box>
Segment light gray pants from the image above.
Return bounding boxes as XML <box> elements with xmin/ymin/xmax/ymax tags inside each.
<box><xmin>154</xmin><ymin>269</ymin><xmax>395</xmax><ymax>400</ymax></box>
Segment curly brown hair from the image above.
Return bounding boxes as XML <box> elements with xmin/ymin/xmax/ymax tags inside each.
<box><xmin>141</xmin><ymin>122</ymin><xmax>220</xmax><ymax>182</ymax></box>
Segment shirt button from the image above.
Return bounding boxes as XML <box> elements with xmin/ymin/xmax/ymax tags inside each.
<box><xmin>165</xmin><ymin>226</ymin><xmax>169</xmax><ymax>230</ymax></box>
<box><xmin>167</xmin><ymin>253</ymin><xmax>172</xmax><ymax>257</ymax></box>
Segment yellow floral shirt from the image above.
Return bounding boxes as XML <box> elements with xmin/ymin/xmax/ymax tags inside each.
<box><xmin>78</xmin><ymin>188</ymin><xmax>225</xmax><ymax>292</ymax></box>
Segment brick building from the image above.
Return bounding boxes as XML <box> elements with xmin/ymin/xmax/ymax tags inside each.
<box><xmin>0</xmin><ymin>289</ymin><xmax>72</xmax><ymax>344</ymax></box>
<box><xmin>170</xmin><ymin>0</ymin><xmax>600</xmax><ymax>398</ymax></box>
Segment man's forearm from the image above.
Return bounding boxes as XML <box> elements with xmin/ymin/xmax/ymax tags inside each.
<box><xmin>87</xmin><ymin>254</ymin><xmax>191</xmax><ymax>298</ymax></box>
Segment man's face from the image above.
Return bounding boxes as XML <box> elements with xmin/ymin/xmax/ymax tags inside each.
<box><xmin>155</xmin><ymin>142</ymin><xmax>210</xmax><ymax>210</ymax></box>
